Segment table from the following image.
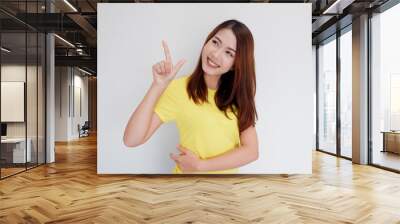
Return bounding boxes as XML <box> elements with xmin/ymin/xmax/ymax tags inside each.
<box><xmin>381</xmin><ymin>131</ymin><xmax>400</xmax><ymax>154</ymax></box>
<box><xmin>1</xmin><ymin>138</ymin><xmax>32</xmax><ymax>163</ymax></box>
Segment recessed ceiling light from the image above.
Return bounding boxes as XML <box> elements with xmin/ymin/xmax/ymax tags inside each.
<box><xmin>63</xmin><ymin>0</ymin><xmax>78</xmax><ymax>12</ymax></box>
<box><xmin>1</xmin><ymin>47</ymin><xmax>11</xmax><ymax>53</ymax></box>
<box><xmin>78</xmin><ymin>67</ymin><xmax>93</xmax><ymax>76</ymax></box>
<box><xmin>54</xmin><ymin>34</ymin><xmax>75</xmax><ymax>48</ymax></box>
<box><xmin>323</xmin><ymin>1</ymin><xmax>340</xmax><ymax>14</ymax></box>
<box><xmin>322</xmin><ymin>0</ymin><xmax>353</xmax><ymax>15</ymax></box>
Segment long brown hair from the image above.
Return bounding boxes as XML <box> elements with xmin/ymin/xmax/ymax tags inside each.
<box><xmin>187</xmin><ymin>19</ymin><xmax>258</xmax><ymax>133</ymax></box>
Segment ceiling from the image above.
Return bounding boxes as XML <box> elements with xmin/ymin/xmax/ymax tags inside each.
<box><xmin>0</xmin><ymin>0</ymin><xmax>394</xmax><ymax>75</ymax></box>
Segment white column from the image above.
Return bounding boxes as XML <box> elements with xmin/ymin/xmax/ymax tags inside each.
<box><xmin>46</xmin><ymin>1</ymin><xmax>55</xmax><ymax>163</ymax></box>
<box><xmin>352</xmin><ymin>14</ymin><xmax>369</xmax><ymax>164</ymax></box>
<box><xmin>46</xmin><ymin>33</ymin><xmax>55</xmax><ymax>163</ymax></box>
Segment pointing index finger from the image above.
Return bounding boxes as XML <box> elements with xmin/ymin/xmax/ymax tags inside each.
<box><xmin>162</xmin><ymin>40</ymin><xmax>172</xmax><ymax>62</ymax></box>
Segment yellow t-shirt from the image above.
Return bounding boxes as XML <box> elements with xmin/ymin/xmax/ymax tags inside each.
<box><xmin>154</xmin><ymin>75</ymin><xmax>240</xmax><ymax>174</ymax></box>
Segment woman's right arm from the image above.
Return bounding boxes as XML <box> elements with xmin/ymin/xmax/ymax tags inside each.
<box><xmin>123</xmin><ymin>83</ymin><xmax>166</xmax><ymax>147</ymax></box>
<box><xmin>123</xmin><ymin>41</ymin><xmax>185</xmax><ymax>148</ymax></box>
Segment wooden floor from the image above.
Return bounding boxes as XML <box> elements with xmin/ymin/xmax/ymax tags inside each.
<box><xmin>1</xmin><ymin>134</ymin><xmax>400</xmax><ymax>223</ymax></box>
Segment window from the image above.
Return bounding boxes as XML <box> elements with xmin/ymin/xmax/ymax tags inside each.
<box><xmin>340</xmin><ymin>29</ymin><xmax>352</xmax><ymax>158</ymax></box>
<box><xmin>318</xmin><ymin>37</ymin><xmax>337</xmax><ymax>154</ymax></box>
<box><xmin>371</xmin><ymin>2</ymin><xmax>400</xmax><ymax>171</ymax></box>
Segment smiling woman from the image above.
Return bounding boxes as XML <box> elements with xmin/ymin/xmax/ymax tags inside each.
<box><xmin>123</xmin><ymin>20</ymin><xmax>259</xmax><ymax>174</ymax></box>
<box><xmin>202</xmin><ymin>29</ymin><xmax>237</xmax><ymax>78</ymax></box>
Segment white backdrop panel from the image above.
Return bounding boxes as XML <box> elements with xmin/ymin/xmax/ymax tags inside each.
<box><xmin>98</xmin><ymin>3</ymin><xmax>313</xmax><ymax>174</ymax></box>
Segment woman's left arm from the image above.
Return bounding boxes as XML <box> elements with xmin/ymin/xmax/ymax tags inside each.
<box><xmin>198</xmin><ymin>125</ymin><xmax>259</xmax><ymax>172</ymax></box>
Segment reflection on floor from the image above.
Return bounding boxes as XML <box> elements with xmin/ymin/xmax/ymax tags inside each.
<box><xmin>0</xmin><ymin>167</ymin><xmax>25</xmax><ymax>178</ymax></box>
<box><xmin>373</xmin><ymin>150</ymin><xmax>400</xmax><ymax>171</ymax></box>
<box><xmin>0</xmin><ymin>163</ymin><xmax>41</xmax><ymax>178</ymax></box>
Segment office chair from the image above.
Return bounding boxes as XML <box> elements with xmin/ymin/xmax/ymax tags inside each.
<box><xmin>79</xmin><ymin>121</ymin><xmax>90</xmax><ymax>138</ymax></box>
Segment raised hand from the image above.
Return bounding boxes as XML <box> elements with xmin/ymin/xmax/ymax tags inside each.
<box><xmin>152</xmin><ymin>40</ymin><xmax>186</xmax><ymax>87</ymax></box>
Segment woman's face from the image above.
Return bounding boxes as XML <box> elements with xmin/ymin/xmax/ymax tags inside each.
<box><xmin>201</xmin><ymin>28</ymin><xmax>237</xmax><ymax>76</ymax></box>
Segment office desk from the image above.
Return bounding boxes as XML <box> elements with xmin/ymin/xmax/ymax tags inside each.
<box><xmin>1</xmin><ymin>138</ymin><xmax>32</xmax><ymax>163</ymax></box>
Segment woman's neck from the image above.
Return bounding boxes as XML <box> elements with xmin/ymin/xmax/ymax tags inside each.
<box><xmin>204</xmin><ymin>73</ymin><xmax>221</xmax><ymax>90</ymax></box>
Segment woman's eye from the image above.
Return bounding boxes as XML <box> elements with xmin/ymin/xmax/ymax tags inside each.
<box><xmin>226</xmin><ymin>51</ymin><xmax>234</xmax><ymax>57</ymax></box>
<box><xmin>212</xmin><ymin>40</ymin><xmax>218</xmax><ymax>45</ymax></box>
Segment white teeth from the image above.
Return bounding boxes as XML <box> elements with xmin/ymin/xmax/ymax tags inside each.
<box><xmin>207</xmin><ymin>57</ymin><xmax>219</xmax><ymax>68</ymax></box>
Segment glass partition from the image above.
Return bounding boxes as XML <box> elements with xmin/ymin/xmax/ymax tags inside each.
<box><xmin>0</xmin><ymin>1</ymin><xmax>46</xmax><ymax>179</ymax></box>
<box><xmin>1</xmin><ymin>31</ymin><xmax>28</xmax><ymax>177</ymax></box>
<box><xmin>371</xmin><ymin>3</ymin><xmax>400</xmax><ymax>171</ymax></box>
<box><xmin>318</xmin><ymin>36</ymin><xmax>337</xmax><ymax>155</ymax></box>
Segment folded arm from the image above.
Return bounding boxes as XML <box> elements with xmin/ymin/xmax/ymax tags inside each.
<box><xmin>198</xmin><ymin>125</ymin><xmax>259</xmax><ymax>172</ymax></box>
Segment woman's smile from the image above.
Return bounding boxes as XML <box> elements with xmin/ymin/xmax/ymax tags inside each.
<box><xmin>206</xmin><ymin>57</ymin><xmax>220</xmax><ymax>68</ymax></box>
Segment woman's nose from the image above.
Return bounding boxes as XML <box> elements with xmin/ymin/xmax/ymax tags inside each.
<box><xmin>211</xmin><ymin>49</ymin><xmax>222</xmax><ymax>59</ymax></box>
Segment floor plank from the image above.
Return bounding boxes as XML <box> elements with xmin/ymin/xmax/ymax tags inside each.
<box><xmin>1</xmin><ymin>134</ymin><xmax>400</xmax><ymax>223</ymax></box>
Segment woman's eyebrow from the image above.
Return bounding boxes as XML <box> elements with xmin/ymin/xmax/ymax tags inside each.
<box><xmin>215</xmin><ymin>36</ymin><xmax>236</xmax><ymax>52</ymax></box>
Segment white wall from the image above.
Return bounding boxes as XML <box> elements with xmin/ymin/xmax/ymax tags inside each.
<box><xmin>72</xmin><ymin>72</ymin><xmax>89</xmax><ymax>138</ymax></box>
<box><xmin>55</xmin><ymin>66</ymin><xmax>69</xmax><ymax>141</ymax></box>
<box><xmin>55</xmin><ymin>67</ymin><xmax>89</xmax><ymax>141</ymax></box>
<box><xmin>98</xmin><ymin>3</ymin><xmax>313</xmax><ymax>174</ymax></box>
